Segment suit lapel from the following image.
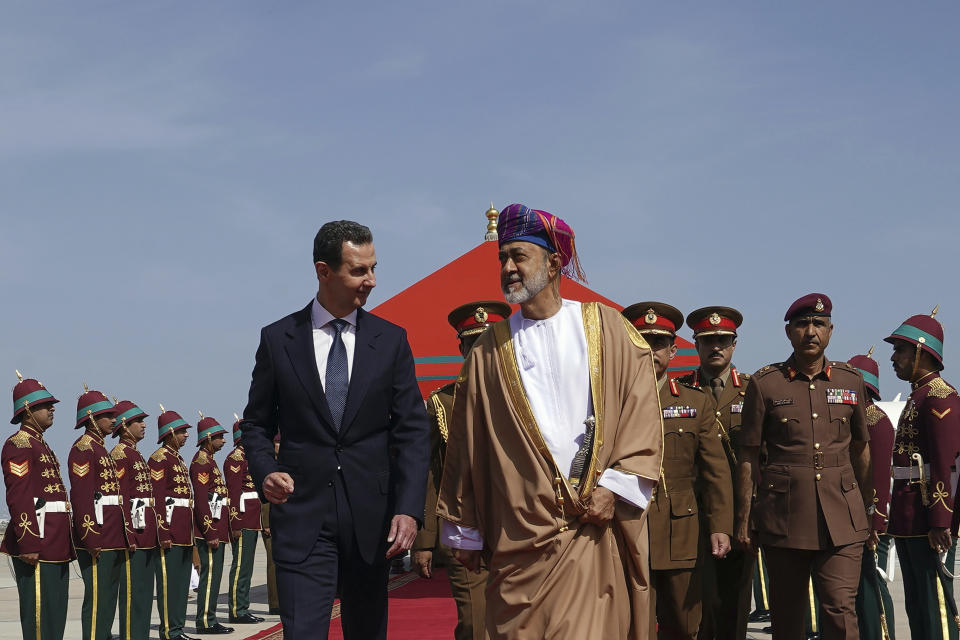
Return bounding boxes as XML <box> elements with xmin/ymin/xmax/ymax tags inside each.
<box><xmin>339</xmin><ymin>308</ymin><xmax>381</xmax><ymax>435</ymax></box>
<box><xmin>283</xmin><ymin>302</ymin><xmax>337</xmax><ymax>432</ymax></box>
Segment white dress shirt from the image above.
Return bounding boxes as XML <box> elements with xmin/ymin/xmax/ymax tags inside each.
<box><xmin>442</xmin><ymin>299</ymin><xmax>654</xmax><ymax>550</ymax></box>
<box><xmin>311</xmin><ymin>297</ymin><xmax>358</xmax><ymax>386</ymax></box>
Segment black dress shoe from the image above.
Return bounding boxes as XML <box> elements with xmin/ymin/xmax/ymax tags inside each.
<box><xmin>195</xmin><ymin>623</ymin><xmax>235</xmax><ymax>634</ymax></box>
<box><xmin>229</xmin><ymin>613</ymin><xmax>264</xmax><ymax>623</ymax></box>
<box><xmin>748</xmin><ymin>609</ymin><xmax>771</xmax><ymax>623</ymax></box>
<box><xmin>174</xmin><ymin>635</ymin><xmax>200</xmax><ymax>640</ymax></box>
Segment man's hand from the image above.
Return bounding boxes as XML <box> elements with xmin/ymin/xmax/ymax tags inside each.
<box><xmin>929</xmin><ymin>526</ymin><xmax>952</xmax><ymax>552</ymax></box>
<box><xmin>454</xmin><ymin>549</ymin><xmax>482</xmax><ymax>573</ymax></box>
<box><xmin>263</xmin><ymin>472</ymin><xmax>295</xmax><ymax>504</ymax></box>
<box><xmin>161</xmin><ymin>540</ymin><xmax>172</xmax><ymax>550</ymax></box>
<box><xmin>867</xmin><ymin>529</ymin><xmax>880</xmax><ymax>550</ymax></box>
<box><xmin>128</xmin><ymin>543</ymin><xmax>137</xmax><ymax>553</ymax></box>
<box><xmin>579</xmin><ymin>486</ymin><xmax>616</xmax><ymax>526</ymax></box>
<box><xmin>262</xmin><ymin>527</ymin><xmax>271</xmax><ymax>539</ymax></box>
<box><xmin>413</xmin><ymin>550</ymin><xmax>433</xmax><ymax>578</ymax></box>
<box><xmin>385</xmin><ymin>514</ymin><xmax>417</xmax><ymax>559</ymax></box>
<box><xmin>210</xmin><ymin>539</ymin><xmax>220</xmax><ymax>551</ymax></box>
<box><xmin>232</xmin><ymin>530</ymin><xmax>241</xmax><ymax>541</ymax></box>
<box><xmin>90</xmin><ymin>547</ymin><xmax>101</xmax><ymax>561</ymax></box>
<box><xmin>20</xmin><ymin>552</ymin><xmax>39</xmax><ymax>566</ymax></box>
<box><xmin>735</xmin><ymin>520</ymin><xmax>754</xmax><ymax>554</ymax></box>
<box><xmin>710</xmin><ymin>532</ymin><xmax>731</xmax><ymax>558</ymax></box>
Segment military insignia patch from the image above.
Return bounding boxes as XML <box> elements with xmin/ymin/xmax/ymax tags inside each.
<box><xmin>197</xmin><ymin>472</ymin><xmax>209</xmax><ymax>485</ymax></box>
<box><xmin>826</xmin><ymin>389</ymin><xmax>858</xmax><ymax>405</ymax></box>
<box><xmin>116</xmin><ymin>467</ymin><xmax>126</xmax><ymax>479</ymax></box>
<box><xmin>815</xmin><ymin>298</ymin><xmax>824</xmax><ymax>312</ymax></box>
<box><xmin>229</xmin><ymin>465</ymin><xmax>241</xmax><ymax>474</ymax></box>
<box><xmin>932</xmin><ymin>408</ymin><xmax>953</xmax><ymax>420</ymax></box>
<box><xmin>709</xmin><ymin>313</ymin><xmax>721</xmax><ymax>325</ymax></box>
<box><xmin>731</xmin><ymin>403</ymin><xmax>744</xmax><ymax>414</ymax></box>
<box><xmin>772</xmin><ymin>399</ymin><xmax>794</xmax><ymax>407</ymax></box>
<box><xmin>662</xmin><ymin>406</ymin><xmax>697</xmax><ymax>419</ymax></box>
<box><xmin>72</xmin><ymin>461</ymin><xmax>90</xmax><ymax>477</ymax></box>
<box><xmin>151</xmin><ymin>468</ymin><xmax>164</xmax><ymax>481</ymax></box>
<box><xmin>474</xmin><ymin>307</ymin><xmax>488</xmax><ymax>324</ymax></box>
<box><xmin>8</xmin><ymin>460</ymin><xmax>29</xmax><ymax>477</ymax></box>
<box><xmin>645</xmin><ymin>309</ymin><xmax>658</xmax><ymax>324</ymax></box>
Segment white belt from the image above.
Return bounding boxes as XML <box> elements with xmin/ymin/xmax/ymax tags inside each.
<box><xmin>94</xmin><ymin>494</ymin><xmax>123</xmax><ymax>525</ymax></box>
<box><xmin>43</xmin><ymin>501</ymin><xmax>70</xmax><ymax>513</ymax></box>
<box><xmin>239</xmin><ymin>491</ymin><xmax>259</xmax><ymax>513</ymax></box>
<box><xmin>100</xmin><ymin>495</ymin><xmax>122</xmax><ymax>506</ymax></box>
<box><xmin>166</xmin><ymin>497</ymin><xmax>193</xmax><ymax>525</ymax></box>
<box><xmin>893</xmin><ymin>464</ymin><xmax>930</xmax><ymax>480</ymax></box>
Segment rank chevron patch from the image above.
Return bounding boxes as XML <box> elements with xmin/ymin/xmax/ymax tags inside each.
<box><xmin>197</xmin><ymin>472</ymin><xmax>209</xmax><ymax>485</ymax></box>
<box><xmin>8</xmin><ymin>460</ymin><xmax>29</xmax><ymax>477</ymax></box>
<box><xmin>932</xmin><ymin>408</ymin><xmax>953</xmax><ymax>420</ymax></box>
<box><xmin>151</xmin><ymin>468</ymin><xmax>164</xmax><ymax>481</ymax></box>
<box><xmin>116</xmin><ymin>467</ymin><xmax>126</xmax><ymax>479</ymax></box>
<box><xmin>72</xmin><ymin>461</ymin><xmax>90</xmax><ymax>477</ymax></box>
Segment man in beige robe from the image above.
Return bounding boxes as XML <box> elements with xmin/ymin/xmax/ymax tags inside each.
<box><xmin>436</xmin><ymin>203</ymin><xmax>664</xmax><ymax>639</ymax></box>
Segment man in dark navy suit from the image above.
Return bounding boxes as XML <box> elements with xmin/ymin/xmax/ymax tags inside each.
<box><xmin>241</xmin><ymin>220</ymin><xmax>430</xmax><ymax>640</ymax></box>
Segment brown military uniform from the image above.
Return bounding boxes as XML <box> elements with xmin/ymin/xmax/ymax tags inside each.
<box><xmin>413</xmin><ymin>382</ymin><xmax>488</xmax><ymax>640</ymax></box>
<box><xmin>677</xmin><ymin>367</ymin><xmax>755</xmax><ymax>640</ymax></box>
<box><xmin>648</xmin><ymin>376</ymin><xmax>733</xmax><ymax>640</ymax></box>
<box><xmin>742</xmin><ymin>356</ymin><xmax>870</xmax><ymax>640</ymax></box>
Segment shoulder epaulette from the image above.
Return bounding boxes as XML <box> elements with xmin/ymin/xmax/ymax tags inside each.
<box><xmin>228</xmin><ymin>448</ymin><xmax>244</xmax><ymax>461</ymax></box>
<box><xmin>110</xmin><ymin>443</ymin><xmax>127</xmax><ymax>460</ymax></box>
<box><xmin>927</xmin><ymin>377</ymin><xmax>957</xmax><ymax>399</ymax></box>
<box><xmin>8</xmin><ymin>430</ymin><xmax>32</xmax><ymax>449</ymax></box>
<box><xmin>829</xmin><ymin>361</ymin><xmax>858</xmax><ymax>374</ymax></box>
<box><xmin>150</xmin><ymin>448</ymin><xmax>167</xmax><ymax>462</ymax></box>
<box><xmin>195</xmin><ymin>450</ymin><xmax>209</xmax><ymax>465</ymax></box>
<box><xmin>754</xmin><ymin>363</ymin><xmax>783</xmax><ymax>377</ymax></box>
<box><xmin>676</xmin><ymin>380</ymin><xmax>705</xmax><ymax>393</ymax></box>
<box><xmin>866</xmin><ymin>404</ymin><xmax>887</xmax><ymax>427</ymax></box>
<box><xmin>674</xmin><ymin>372</ymin><xmax>695</xmax><ymax>385</ymax></box>
<box><xmin>75</xmin><ymin>434</ymin><xmax>94</xmax><ymax>452</ymax></box>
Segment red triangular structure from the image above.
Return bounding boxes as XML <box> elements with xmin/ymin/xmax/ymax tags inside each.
<box><xmin>372</xmin><ymin>241</ymin><xmax>698</xmax><ymax>398</ymax></box>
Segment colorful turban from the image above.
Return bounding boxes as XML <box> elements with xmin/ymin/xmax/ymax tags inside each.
<box><xmin>497</xmin><ymin>203</ymin><xmax>586</xmax><ymax>282</ymax></box>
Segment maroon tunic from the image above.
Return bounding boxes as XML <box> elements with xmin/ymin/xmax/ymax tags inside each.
<box><xmin>68</xmin><ymin>430</ymin><xmax>130</xmax><ymax>551</ymax></box>
<box><xmin>224</xmin><ymin>446</ymin><xmax>262</xmax><ymax>531</ymax></box>
<box><xmin>0</xmin><ymin>425</ymin><xmax>75</xmax><ymax>561</ymax></box>
<box><xmin>111</xmin><ymin>438</ymin><xmax>162</xmax><ymax>549</ymax></box>
<box><xmin>865</xmin><ymin>403</ymin><xmax>895</xmax><ymax>533</ymax></box>
<box><xmin>148</xmin><ymin>444</ymin><xmax>194</xmax><ymax>546</ymax></box>
<box><xmin>190</xmin><ymin>449</ymin><xmax>231</xmax><ymax>543</ymax></box>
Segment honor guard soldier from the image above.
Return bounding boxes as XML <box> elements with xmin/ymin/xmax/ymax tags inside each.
<box><xmin>190</xmin><ymin>414</ymin><xmax>235</xmax><ymax>635</ymax></box>
<box><xmin>110</xmin><ymin>400</ymin><xmax>162</xmax><ymax>640</ymax></box>
<box><xmin>886</xmin><ymin>308</ymin><xmax>960</xmax><ymax>640</ymax></box>
<box><xmin>149</xmin><ymin>406</ymin><xmax>197</xmax><ymax>640</ymax></box>
<box><xmin>847</xmin><ymin>351</ymin><xmax>897</xmax><ymax>640</ymax></box>
<box><xmin>623</xmin><ymin>302</ymin><xmax>733</xmax><ymax>640</ymax></box>
<box><xmin>224</xmin><ymin>416</ymin><xmax>265</xmax><ymax>624</ymax></box>
<box><xmin>412</xmin><ymin>300</ymin><xmax>510</xmax><ymax>640</ymax></box>
<box><xmin>68</xmin><ymin>387</ymin><xmax>130</xmax><ymax>640</ymax></box>
<box><xmin>676</xmin><ymin>306</ymin><xmax>755</xmax><ymax>640</ymax></box>
<box><xmin>1</xmin><ymin>374</ymin><xmax>74</xmax><ymax>640</ymax></box>
<box><xmin>736</xmin><ymin>294</ymin><xmax>872</xmax><ymax>640</ymax></box>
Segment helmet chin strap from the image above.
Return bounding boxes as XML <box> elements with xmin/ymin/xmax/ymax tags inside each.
<box><xmin>911</xmin><ymin>341</ymin><xmax>924</xmax><ymax>382</ymax></box>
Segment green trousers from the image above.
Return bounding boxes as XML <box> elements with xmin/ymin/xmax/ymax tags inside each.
<box><xmin>78</xmin><ymin>549</ymin><xmax>123</xmax><ymax>640</ymax></box>
<box><xmin>12</xmin><ymin>558</ymin><xmax>70</xmax><ymax>640</ymax></box>
<box><xmin>155</xmin><ymin>545</ymin><xmax>192</xmax><ymax>640</ymax></box>
<box><xmin>118</xmin><ymin>547</ymin><xmax>157</xmax><ymax>640</ymax></box>
<box><xmin>195</xmin><ymin>538</ymin><xmax>226</xmax><ymax>629</ymax></box>
<box><xmin>896</xmin><ymin>537</ymin><xmax>959</xmax><ymax>640</ymax></box>
<box><xmin>228</xmin><ymin>530</ymin><xmax>259</xmax><ymax>619</ymax></box>
<box><xmin>856</xmin><ymin>536</ymin><xmax>896</xmax><ymax>640</ymax></box>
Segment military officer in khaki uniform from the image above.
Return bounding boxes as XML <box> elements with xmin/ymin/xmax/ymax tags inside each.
<box><xmin>623</xmin><ymin>302</ymin><xmax>733</xmax><ymax>640</ymax></box>
<box><xmin>736</xmin><ymin>293</ymin><xmax>872</xmax><ymax>640</ymax></box>
<box><xmin>886</xmin><ymin>310</ymin><xmax>960</xmax><ymax>640</ymax></box>
<box><xmin>413</xmin><ymin>300</ymin><xmax>511</xmax><ymax>640</ymax></box>
<box><xmin>675</xmin><ymin>306</ymin><xmax>754</xmax><ymax>640</ymax></box>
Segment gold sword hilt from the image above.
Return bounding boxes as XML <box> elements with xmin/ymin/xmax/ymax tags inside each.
<box><xmin>911</xmin><ymin>452</ymin><xmax>930</xmax><ymax>506</ymax></box>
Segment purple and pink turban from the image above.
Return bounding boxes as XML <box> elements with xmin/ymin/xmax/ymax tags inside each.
<box><xmin>497</xmin><ymin>203</ymin><xmax>587</xmax><ymax>282</ymax></box>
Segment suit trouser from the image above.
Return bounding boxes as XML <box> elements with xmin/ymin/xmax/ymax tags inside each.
<box><xmin>651</xmin><ymin>567</ymin><xmax>701</xmax><ymax>640</ymax></box>
<box><xmin>78</xmin><ymin>548</ymin><xmax>123</xmax><ymax>640</ymax></box>
<box><xmin>436</xmin><ymin>543</ymin><xmax>489</xmax><ymax>640</ymax></box>
<box><xmin>698</xmin><ymin>547</ymin><xmax>753</xmax><ymax>640</ymax></box>
<box><xmin>763</xmin><ymin>542</ymin><xmax>862</xmax><ymax>640</ymax></box>
<box><xmin>856</xmin><ymin>536</ymin><xmax>895</xmax><ymax>640</ymax></box>
<box><xmin>156</xmin><ymin>545</ymin><xmax>192</xmax><ymax>640</ymax></box>
<box><xmin>12</xmin><ymin>558</ymin><xmax>70</xmax><ymax>640</ymax></box>
<box><xmin>895</xmin><ymin>537</ymin><xmax>958</xmax><ymax>640</ymax></box>
<box><xmin>228</xmin><ymin>529</ymin><xmax>259</xmax><ymax>619</ymax></box>
<box><xmin>195</xmin><ymin>538</ymin><xmax>226</xmax><ymax>628</ymax></box>
<box><xmin>276</xmin><ymin>479</ymin><xmax>389</xmax><ymax>640</ymax></box>
<box><xmin>118</xmin><ymin>547</ymin><xmax>157</xmax><ymax>640</ymax></box>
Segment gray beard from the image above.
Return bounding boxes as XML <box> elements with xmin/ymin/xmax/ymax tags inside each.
<box><xmin>503</xmin><ymin>267</ymin><xmax>550</xmax><ymax>304</ymax></box>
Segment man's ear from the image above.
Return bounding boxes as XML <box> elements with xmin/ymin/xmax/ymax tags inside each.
<box><xmin>315</xmin><ymin>261</ymin><xmax>330</xmax><ymax>281</ymax></box>
<box><xmin>548</xmin><ymin>252</ymin><xmax>563</xmax><ymax>277</ymax></box>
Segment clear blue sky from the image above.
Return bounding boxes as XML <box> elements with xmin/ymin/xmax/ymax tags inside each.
<box><xmin>2</xmin><ymin>3</ymin><xmax>957</xmax><ymax>513</ymax></box>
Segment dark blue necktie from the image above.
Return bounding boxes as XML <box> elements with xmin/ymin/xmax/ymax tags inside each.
<box><xmin>325</xmin><ymin>319</ymin><xmax>349</xmax><ymax>430</ymax></box>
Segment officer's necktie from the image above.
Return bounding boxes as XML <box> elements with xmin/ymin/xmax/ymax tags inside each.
<box><xmin>325</xmin><ymin>319</ymin><xmax>349</xmax><ymax>430</ymax></box>
<box><xmin>711</xmin><ymin>377</ymin><xmax>724</xmax><ymax>403</ymax></box>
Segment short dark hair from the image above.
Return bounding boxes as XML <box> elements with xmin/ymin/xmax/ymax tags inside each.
<box><xmin>313</xmin><ymin>221</ymin><xmax>373</xmax><ymax>268</ymax></box>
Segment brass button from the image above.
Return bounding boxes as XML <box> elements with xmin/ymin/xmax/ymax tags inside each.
<box><xmin>814</xmin><ymin>443</ymin><xmax>820</xmax><ymax>450</ymax></box>
<box><xmin>841</xmin><ymin>417</ymin><xmax>847</xmax><ymax>423</ymax></box>
<box><xmin>716</xmin><ymin>411</ymin><xmax>722</xmax><ymax>417</ymax></box>
<box><xmin>816</xmin><ymin>473</ymin><xmax>822</xmax><ymax>481</ymax></box>
<box><xmin>780</xmin><ymin>417</ymin><xmax>788</xmax><ymax>423</ymax></box>
<box><xmin>809</xmin><ymin>384</ymin><xmax>816</xmax><ymax>390</ymax></box>
<box><xmin>687</xmin><ymin>507</ymin><xmax>692</xmax><ymax>513</ymax></box>
<box><xmin>768</xmin><ymin>483</ymin><xmax>774</xmax><ymax>488</ymax></box>
<box><xmin>812</xmin><ymin>412</ymin><xmax>819</xmax><ymax>419</ymax></box>
<box><xmin>678</xmin><ymin>428</ymin><xmax>684</xmax><ymax>433</ymax></box>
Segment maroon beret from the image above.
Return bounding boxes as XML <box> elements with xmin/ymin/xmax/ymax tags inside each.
<box><xmin>784</xmin><ymin>293</ymin><xmax>832</xmax><ymax>321</ymax></box>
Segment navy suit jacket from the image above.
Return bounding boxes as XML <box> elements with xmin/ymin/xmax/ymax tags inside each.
<box><xmin>242</xmin><ymin>301</ymin><xmax>430</xmax><ymax>565</ymax></box>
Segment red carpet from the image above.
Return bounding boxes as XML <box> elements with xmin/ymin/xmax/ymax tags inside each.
<box><xmin>244</xmin><ymin>569</ymin><xmax>458</xmax><ymax>640</ymax></box>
